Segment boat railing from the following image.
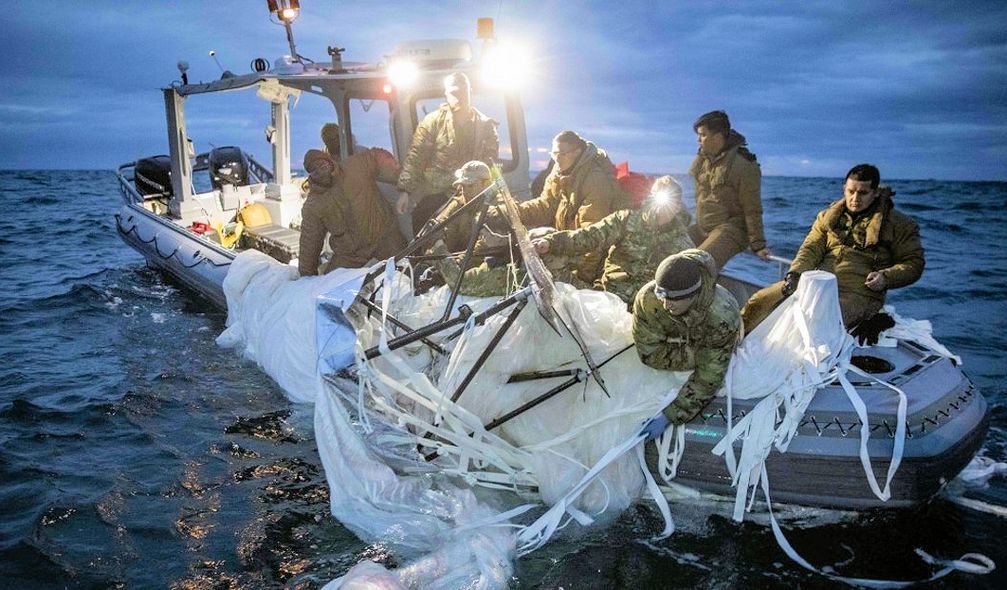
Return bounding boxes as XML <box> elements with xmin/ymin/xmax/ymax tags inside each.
<box><xmin>115</xmin><ymin>163</ymin><xmax>148</xmax><ymax>205</ymax></box>
<box><xmin>765</xmin><ymin>253</ymin><xmax>793</xmax><ymax>280</ymax></box>
<box><xmin>191</xmin><ymin>151</ymin><xmax>275</xmax><ymax>185</ymax></box>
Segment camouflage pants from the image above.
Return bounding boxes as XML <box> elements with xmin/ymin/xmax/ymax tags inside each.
<box><xmin>741</xmin><ymin>280</ymin><xmax>884</xmax><ymax>334</ymax></box>
<box><xmin>688</xmin><ymin>222</ymin><xmax>747</xmax><ymax>271</ymax></box>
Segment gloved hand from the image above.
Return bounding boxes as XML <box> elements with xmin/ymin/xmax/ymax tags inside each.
<box><xmin>849</xmin><ymin>312</ymin><xmax>896</xmax><ymax>346</ymax></box>
<box><xmin>641</xmin><ymin>414</ymin><xmax>671</xmax><ymax>441</ymax></box>
<box><xmin>781</xmin><ymin>271</ymin><xmax>801</xmax><ymax>297</ymax></box>
<box><xmin>484</xmin><ymin>206</ymin><xmax>510</xmax><ymax>232</ymax></box>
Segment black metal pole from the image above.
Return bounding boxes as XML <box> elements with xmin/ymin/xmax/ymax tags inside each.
<box><xmin>506</xmin><ymin>368</ymin><xmax>582</xmax><ymax>384</ymax></box>
<box><xmin>484</xmin><ymin>343</ymin><xmax>634</xmax><ymax>431</ymax></box>
<box><xmin>362</xmin><ymin>286</ymin><xmax>531</xmax><ymax>360</ymax></box>
<box><xmin>440</xmin><ymin>195</ymin><xmax>494</xmax><ymax>322</ymax></box>
<box><xmin>449</xmin><ymin>297</ymin><xmax>528</xmax><ymax>404</ymax></box>
<box><xmin>356</xmin><ymin>297</ymin><xmax>447</xmax><ymax>356</ymax></box>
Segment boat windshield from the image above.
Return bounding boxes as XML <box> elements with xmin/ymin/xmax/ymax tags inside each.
<box><xmin>345</xmin><ymin>95</ymin><xmax>394</xmax><ymax>154</ymax></box>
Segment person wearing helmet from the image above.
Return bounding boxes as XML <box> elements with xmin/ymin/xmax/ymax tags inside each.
<box><xmin>632</xmin><ymin>249</ymin><xmax>742</xmax><ymax>440</ymax></box>
<box><xmin>689</xmin><ymin>110</ymin><xmax>771</xmax><ymax>269</ymax></box>
<box><xmin>298</xmin><ymin>147</ymin><xmax>406</xmax><ymax>276</ymax></box>
<box><xmin>531</xmin><ymin>175</ymin><xmax>694</xmax><ymax>307</ymax></box>
<box><xmin>396</xmin><ymin>72</ymin><xmax>499</xmax><ymax>234</ymax></box>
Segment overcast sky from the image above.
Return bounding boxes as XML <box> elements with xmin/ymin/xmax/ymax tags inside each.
<box><xmin>2</xmin><ymin>1</ymin><xmax>1005</xmax><ymax>180</ymax></box>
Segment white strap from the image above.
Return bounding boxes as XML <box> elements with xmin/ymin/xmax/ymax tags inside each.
<box><xmin>759</xmin><ymin>464</ymin><xmax>994</xmax><ymax>587</ymax></box>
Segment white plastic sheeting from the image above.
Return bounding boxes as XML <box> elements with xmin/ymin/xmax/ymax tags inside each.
<box><xmin>214</xmin><ymin>252</ymin><xmax>993</xmax><ymax>588</ymax></box>
<box><xmin>216</xmin><ymin>250</ymin><xmax>368</xmax><ymax>404</ymax></box>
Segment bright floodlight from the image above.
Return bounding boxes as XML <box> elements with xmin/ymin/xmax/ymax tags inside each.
<box><xmin>481</xmin><ymin>43</ymin><xmax>532</xmax><ymax>90</ymax></box>
<box><xmin>267</xmin><ymin>0</ymin><xmax>300</xmax><ymax>23</ymax></box>
<box><xmin>388</xmin><ymin>60</ymin><xmax>420</xmax><ymax>89</ymax></box>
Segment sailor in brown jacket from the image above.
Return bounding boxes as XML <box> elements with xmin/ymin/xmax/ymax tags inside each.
<box><xmin>688</xmin><ymin>110</ymin><xmax>771</xmax><ymax>269</ymax></box>
<box><xmin>298</xmin><ymin>148</ymin><xmax>406</xmax><ymax>276</ymax></box>
<box><xmin>500</xmin><ymin>130</ymin><xmax>631</xmax><ymax>284</ymax></box>
<box><xmin>741</xmin><ymin>163</ymin><xmax>925</xmax><ymax>334</ymax></box>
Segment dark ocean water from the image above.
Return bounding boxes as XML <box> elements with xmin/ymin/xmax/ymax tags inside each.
<box><xmin>1</xmin><ymin>170</ymin><xmax>1005</xmax><ymax>588</ymax></box>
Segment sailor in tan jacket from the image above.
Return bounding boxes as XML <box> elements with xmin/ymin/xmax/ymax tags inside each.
<box><xmin>742</xmin><ymin>164</ymin><xmax>925</xmax><ymax>334</ymax></box>
<box><xmin>688</xmin><ymin>110</ymin><xmax>771</xmax><ymax>269</ymax></box>
<box><xmin>396</xmin><ymin>72</ymin><xmax>499</xmax><ymax>234</ymax></box>
<box><xmin>298</xmin><ymin>148</ymin><xmax>405</xmax><ymax>276</ymax></box>
<box><xmin>500</xmin><ymin>130</ymin><xmax>631</xmax><ymax>284</ymax></box>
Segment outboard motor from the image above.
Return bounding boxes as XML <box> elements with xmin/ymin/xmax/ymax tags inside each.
<box><xmin>208</xmin><ymin>146</ymin><xmax>249</xmax><ymax>190</ymax></box>
<box><xmin>134</xmin><ymin>155</ymin><xmax>173</xmax><ymax>198</ymax></box>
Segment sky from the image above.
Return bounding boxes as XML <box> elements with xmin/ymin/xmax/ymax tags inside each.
<box><xmin>1</xmin><ymin>1</ymin><xmax>1005</xmax><ymax>181</ymax></box>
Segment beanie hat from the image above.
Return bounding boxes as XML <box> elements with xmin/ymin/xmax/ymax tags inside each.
<box><xmin>654</xmin><ymin>254</ymin><xmax>703</xmax><ymax>300</ymax></box>
<box><xmin>453</xmin><ymin>160</ymin><xmax>492</xmax><ymax>186</ymax></box>
<box><xmin>303</xmin><ymin>149</ymin><xmax>333</xmax><ymax>173</ymax></box>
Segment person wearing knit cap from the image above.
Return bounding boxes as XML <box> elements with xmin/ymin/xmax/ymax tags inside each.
<box><xmin>632</xmin><ymin>248</ymin><xmax>742</xmax><ymax>440</ymax></box>
<box><xmin>298</xmin><ymin>146</ymin><xmax>406</xmax><ymax>276</ymax></box>
<box><xmin>688</xmin><ymin>110</ymin><xmax>771</xmax><ymax>269</ymax></box>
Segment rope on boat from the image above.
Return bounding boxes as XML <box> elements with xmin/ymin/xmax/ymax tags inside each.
<box><xmin>115</xmin><ymin>213</ymin><xmax>231</xmax><ymax>269</ymax></box>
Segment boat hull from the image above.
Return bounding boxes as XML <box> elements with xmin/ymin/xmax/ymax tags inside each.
<box><xmin>667</xmin><ymin>349</ymin><xmax>989</xmax><ymax>509</ymax></box>
<box><xmin>115</xmin><ymin>204</ymin><xmax>233</xmax><ymax>309</ymax></box>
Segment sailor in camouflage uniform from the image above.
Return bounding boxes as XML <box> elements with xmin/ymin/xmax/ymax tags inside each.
<box><xmin>424</xmin><ymin>161</ymin><xmax>496</xmax><ymax>253</ymax></box>
<box><xmin>531</xmin><ymin>176</ymin><xmax>695</xmax><ymax>307</ymax></box>
<box><xmin>396</xmin><ymin>73</ymin><xmax>499</xmax><ymax>234</ymax></box>
<box><xmin>430</xmin><ymin>228</ymin><xmax>585</xmax><ymax>298</ymax></box>
<box><xmin>633</xmin><ymin>249</ymin><xmax>742</xmax><ymax>438</ymax></box>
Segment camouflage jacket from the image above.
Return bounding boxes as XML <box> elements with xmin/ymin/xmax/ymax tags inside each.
<box><xmin>396</xmin><ymin>104</ymin><xmax>498</xmax><ymax>199</ymax></box>
<box><xmin>430</xmin><ymin>193</ymin><xmax>481</xmax><ymax>253</ymax></box>
<box><xmin>688</xmin><ymin>131</ymin><xmax>766</xmax><ymax>251</ymax></box>
<box><xmin>544</xmin><ymin>207</ymin><xmax>694</xmax><ymax>306</ymax></box>
<box><xmin>632</xmin><ymin>249</ymin><xmax>742</xmax><ymax>424</ymax></box>
<box><xmin>514</xmin><ymin>142</ymin><xmax>631</xmax><ymax>282</ymax></box>
<box><xmin>430</xmin><ymin>242</ymin><xmax>584</xmax><ymax>298</ymax></box>
<box><xmin>789</xmin><ymin>189</ymin><xmax>924</xmax><ymax>304</ymax></box>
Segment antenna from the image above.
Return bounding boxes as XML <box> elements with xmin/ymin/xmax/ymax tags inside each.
<box><xmin>209</xmin><ymin>50</ymin><xmax>224</xmax><ymax>73</ymax></box>
<box><xmin>208</xmin><ymin>50</ymin><xmax>235</xmax><ymax>79</ymax></box>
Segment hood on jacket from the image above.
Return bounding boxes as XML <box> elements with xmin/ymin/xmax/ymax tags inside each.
<box><xmin>698</xmin><ymin>130</ymin><xmax>757</xmax><ymax>164</ymax></box>
<box><xmin>823</xmin><ymin>186</ymin><xmax>896</xmax><ymax>247</ymax></box>
<box><xmin>553</xmin><ymin>141</ymin><xmax>615</xmax><ymax>179</ymax></box>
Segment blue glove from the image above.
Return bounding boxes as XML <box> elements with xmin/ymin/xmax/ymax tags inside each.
<box><xmin>642</xmin><ymin>414</ymin><xmax>671</xmax><ymax>441</ymax></box>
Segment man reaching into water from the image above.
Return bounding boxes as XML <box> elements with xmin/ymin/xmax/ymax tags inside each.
<box><xmin>633</xmin><ymin>249</ymin><xmax>743</xmax><ymax>439</ymax></box>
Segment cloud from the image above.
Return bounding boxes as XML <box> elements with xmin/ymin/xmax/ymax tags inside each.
<box><xmin>0</xmin><ymin>0</ymin><xmax>1004</xmax><ymax>179</ymax></box>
